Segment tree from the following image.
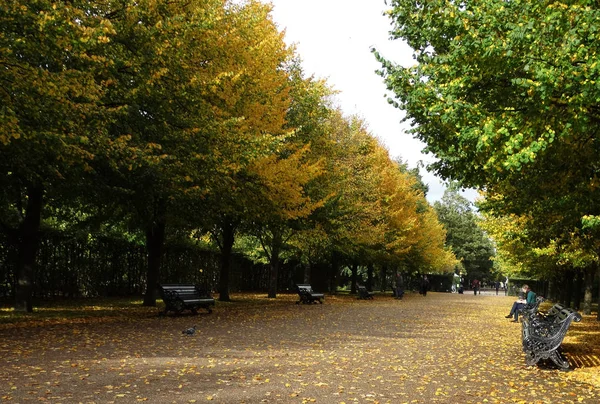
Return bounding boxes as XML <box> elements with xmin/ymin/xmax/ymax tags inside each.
<box><xmin>434</xmin><ymin>184</ymin><xmax>494</xmax><ymax>280</ymax></box>
<box><xmin>94</xmin><ymin>0</ymin><xmax>292</xmax><ymax>305</ymax></box>
<box><xmin>0</xmin><ymin>0</ymin><xmax>114</xmax><ymax>311</ymax></box>
<box><xmin>250</xmin><ymin>146</ymin><xmax>324</xmax><ymax>298</ymax></box>
<box><xmin>377</xmin><ymin>0</ymin><xmax>600</xmax><ymax>190</ymax></box>
<box><xmin>185</xmin><ymin>0</ymin><xmax>293</xmax><ymax>302</ymax></box>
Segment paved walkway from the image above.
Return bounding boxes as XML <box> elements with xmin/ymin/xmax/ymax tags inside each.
<box><xmin>1</xmin><ymin>292</ymin><xmax>598</xmax><ymax>403</ymax></box>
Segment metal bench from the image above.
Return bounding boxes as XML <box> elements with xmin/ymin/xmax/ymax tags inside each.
<box><xmin>518</xmin><ymin>296</ymin><xmax>544</xmax><ymax>318</ymax></box>
<box><xmin>357</xmin><ymin>285</ymin><xmax>374</xmax><ymax>300</ymax></box>
<box><xmin>521</xmin><ymin>304</ymin><xmax>581</xmax><ymax>370</ymax></box>
<box><xmin>158</xmin><ymin>284</ymin><xmax>215</xmax><ymax>315</ymax></box>
<box><xmin>296</xmin><ymin>284</ymin><xmax>324</xmax><ymax>304</ymax></box>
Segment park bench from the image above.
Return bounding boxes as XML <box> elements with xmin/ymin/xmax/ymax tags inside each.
<box><xmin>158</xmin><ymin>284</ymin><xmax>215</xmax><ymax>315</ymax></box>
<box><xmin>296</xmin><ymin>284</ymin><xmax>324</xmax><ymax>304</ymax></box>
<box><xmin>518</xmin><ymin>296</ymin><xmax>545</xmax><ymax>318</ymax></box>
<box><xmin>521</xmin><ymin>304</ymin><xmax>581</xmax><ymax>370</ymax></box>
<box><xmin>357</xmin><ymin>284</ymin><xmax>374</xmax><ymax>300</ymax></box>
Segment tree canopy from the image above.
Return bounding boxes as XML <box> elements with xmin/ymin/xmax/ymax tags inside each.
<box><xmin>1</xmin><ymin>0</ymin><xmax>457</xmax><ymax>310</ymax></box>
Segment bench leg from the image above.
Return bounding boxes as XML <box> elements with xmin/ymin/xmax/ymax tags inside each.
<box><xmin>524</xmin><ymin>351</ymin><xmax>539</xmax><ymax>367</ymax></box>
<box><xmin>549</xmin><ymin>351</ymin><xmax>570</xmax><ymax>370</ymax></box>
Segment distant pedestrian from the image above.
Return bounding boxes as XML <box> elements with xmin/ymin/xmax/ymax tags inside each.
<box><xmin>472</xmin><ymin>279</ymin><xmax>480</xmax><ymax>295</ymax></box>
<box><xmin>495</xmin><ymin>281</ymin><xmax>500</xmax><ymax>295</ymax></box>
<box><xmin>395</xmin><ymin>272</ymin><xmax>404</xmax><ymax>299</ymax></box>
<box><xmin>420</xmin><ymin>275</ymin><xmax>430</xmax><ymax>296</ymax></box>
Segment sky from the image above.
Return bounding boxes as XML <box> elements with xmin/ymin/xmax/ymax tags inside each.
<box><xmin>268</xmin><ymin>0</ymin><xmax>479</xmax><ymax>203</ymax></box>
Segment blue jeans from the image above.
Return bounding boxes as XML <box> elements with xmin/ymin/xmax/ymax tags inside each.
<box><xmin>509</xmin><ymin>301</ymin><xmax>526</xmax><ymax>320</ymax></box>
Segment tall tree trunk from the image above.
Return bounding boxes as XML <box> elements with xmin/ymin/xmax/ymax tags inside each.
<box><xmin>379</xmin><ymin>264</ymin><xmax>387</xmax><ymax>292</ymax></box>
<box><xmin>350</xmin><ymin>262</ymin><xmax>358</xmax><ymax>294</ymax></box>
<box><xmin>573</xmin><ymin>269</ymin><xmax>583</xmax><ymax>310</ymax></box>
<box><xmin>267</xmin><ymin>230</ymin><xmax>282</xmax><ymax>299</ymax></box>
<box><xmin>143</xmin><ymin>209</ymin><xmax>166</xmax><ymax>307</ymax></box>
<box><xmin>218</xmin><ymin>221</ymin><xmax>235</xmax><ymax>302</ymax></box>
<box><xmin>14</xmin><ymin>183</ymin><xmax>43</xmax><ymax>313</ymax></box>
<box><xmin>564</xmin><ymin>270</ymin><xmax>574</xmax><ymax>308</ymax></box>
<box><xmin>583</xmin><ymin>263</ymin><xmax>595</xmax><ymax>315</ymax></box>
<box><xmin>329</xmin><ymin>251</ymin><xmax>339</xmax><ymax>294</ymax></box>
<box><xmin>366</xmin><ymin>263</ymin><xmax>374</xmax><ymax>291</ymax></box>
<box><xmin>597</xmin><ymin>260</ymin><xmax>600</xmax><ymax>321</ymax></box>
<box><xmin>559</xmin><ymin>271</ymin><xmax>568</xmax><ymax>306</ymax></box>
<box><xmin>303</xmin><ymin>262</ymin><xmax>311</xmax><ymax>284</ymax></box>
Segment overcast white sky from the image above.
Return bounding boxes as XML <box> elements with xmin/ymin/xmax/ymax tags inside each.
<box><xmin>268</xmin><ymin>0</ymin><xmax>478</xmax><ymax>203</ymax></box>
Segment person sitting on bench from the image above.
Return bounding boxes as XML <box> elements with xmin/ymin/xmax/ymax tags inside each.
<box><xmin>505</xmin><ymin>284</ymin><xmax>536</xmax><ymax>322</ymax></box>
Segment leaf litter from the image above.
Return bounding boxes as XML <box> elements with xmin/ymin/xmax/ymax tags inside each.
<box><xmin>0</xmin><ymin>293</ymin><xmax>599</xmax><ymax>403</ymax></box>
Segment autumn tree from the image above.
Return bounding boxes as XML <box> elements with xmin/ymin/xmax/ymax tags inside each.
<box><xmin>185</xmin><ymin>0</ymin><xmax>293</xmax><ymax>302</ymax></box>
<box><xmin>278</xmin><ymin>61</ymin><xmax>339</xmax><ymax>286</ymax></box>
<box><xmin>0</xmin><ymin>1</ymin><xmax>115</xmax><ymax>311</ymax></box>
<box><xmin>376</xmin><ymin>0</ymin><xmax>600</xmax><ymax>293</ymax></box>
<box><xmin>249</xmin><ymin>146</ymin><xmax>324</xmax><ymax>298</ymax></box>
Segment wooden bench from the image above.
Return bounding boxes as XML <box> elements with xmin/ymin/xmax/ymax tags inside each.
<box><xmin>357</xmin><ymin>285</ymin><xmax>374</xmax><ymax>300</ymax></box>
<box><xmin>158</xmin><ymin>284</ymin><xmax>215</xmax><ymax>315</ymax></box>
<box><xmin>521</xmin><ymin>304</ymin><xmax>581</xmax><ymax>370</ymax></box>
<box><xmin>296</xmin><ymin>284</ymin><xmax>324</xmax><ymax>304</ymax></box>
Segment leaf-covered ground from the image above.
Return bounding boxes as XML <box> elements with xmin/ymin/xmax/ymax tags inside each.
<box><xmin>1</xmin><ymin>292</ymin><xmax>599</xmax><ymax>403</ymax></box>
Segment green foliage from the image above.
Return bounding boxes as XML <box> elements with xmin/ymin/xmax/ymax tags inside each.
<box><xmin>378</xmin><ymin>0</ymin><xmax>600</xmax><ymax>188</ymax></box>
<box><xmin>378</xmin><ymin>0</ymin><xmax>600</xmax><ymax>283</ymax></box>
<box><xmin>434</xmin><ymin>184</ymin><xmax>494</xmax><ymax>277</ymax></box>
<box><xmin>1</xmin><ymin>0</ymin><xmax>462</xmax><ymax>302</ymax></box>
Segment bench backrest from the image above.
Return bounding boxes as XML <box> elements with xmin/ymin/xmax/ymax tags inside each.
<box><xmin>544</xmin><ymin>303</ymin><xmax>565</xmax><ymax>319</ymax></box>
<box><xmin>555</xmin><ymin>307</ymin><xmax>582</xmax><ymax>323</ymax></box>
<box><xmin>159</xmin><ymin>284</ymin><xmax>210</xmax><ymax>300</ymax></box>
<box><xmin>523</xmin><ymin>306</ymin><xmax>581</xmax><ymax>340</ymax></box>
<box><xmin>297</xmin><ymin>284</ymin><xmax>318</xmax><ymax>295</ymax></box>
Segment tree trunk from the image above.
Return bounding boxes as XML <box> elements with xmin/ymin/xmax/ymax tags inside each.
<box><xmin>14</xmin><ymin>183</ymin><xmax>43</xmax><ymax>313</ymax></box>
<box><xmin>559</xmin><ymin>271</ymin><xmax>568</xmax><ymax>306</ymax></box>
<box><xmin>573</xmin><ymin>269</ymin><xmax>583</xmax><ymax>310</ymax></box>
<box><xmin>218</xmin><ymin>221</ymin><xmax>235</xmax><ymax>302</ymax></box>
<box><xmin>564</xmin><ymin>270</ymin><xmax>574</xmax><ymax>308</ymax></box>
<box><xmin>143</xmin><ymin>212</ymin><xmax>166</xmax><ymax>307</ymax></box>
<box><xmin>303</xmin><ymin>262</ymin><xmax>311</xmax><ymax>284</ymax></box>
<box><xmin>328</xmin><ymin>251</ymin><xmax>339</xmax><ymax>294</ymax></box>
<box><xmin>583</xmin><ymin>263</ymin><xmax>595</xmax><ymax>315</ymax></box>
<box><xmin>366</xmin><ymin>263</ymin><xmax>374</xmax><ymax>292</ymax></box>
<box><xmin>379</xmin><ymin>264</ymin><xmax>387</xmax><ymax>292</ymax></box>
<box><xmin>597</xmin><ymin>260</ymin><xmax>600</xmax><ymax>321</ymax></box>
<box><xmin>267</xmin><ymin>230</ymin><xmax>282</xmax><ymax>299</ymax></box>
<box><xmin>350</xmin><ymin>262</ymin><xmax>358</xmax><ymax>294</ymax></box>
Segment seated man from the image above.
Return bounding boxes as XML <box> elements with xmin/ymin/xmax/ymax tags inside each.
<box><xmin>505</xmin><ymin>284</ymin><xmax>535</xmax><ymax>322</ymax></box>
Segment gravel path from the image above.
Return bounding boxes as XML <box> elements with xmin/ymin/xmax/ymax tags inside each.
<box><xmin>1</xmin><ymin>292</ymin><xmax>598</xmax><ymax>403</ymax></box>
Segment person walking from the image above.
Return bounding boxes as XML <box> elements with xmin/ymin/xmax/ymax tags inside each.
<box><xmin>395</xmin><ymin>272</ymin><xmax>404</xmax><ymax>299</ymax></box>
<box><xmin>495</xmin><ymin>281</ymin><xmax>500</xmax><ymax>295</ymax></box>
<box><xmin>472</xmin><ymin>279</ymin><xmax>480</xmax><ymax>295</ymax></box>
<box><xmin>420</xmin><ymin>275</ymin><xmax>430</xmax><ymax>296</ymax></box>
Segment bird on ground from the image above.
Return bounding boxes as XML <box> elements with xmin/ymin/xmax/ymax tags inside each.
<box><xmin>182</xmin><ymin>325</ymin><xmax>196</xmax><ymax>335</ymax></box>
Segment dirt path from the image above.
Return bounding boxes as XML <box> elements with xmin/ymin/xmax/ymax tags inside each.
<box><xmin>1</xmin><ymin>292</ymin><xmax>598</xmax><ymax>403</ymax></box>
